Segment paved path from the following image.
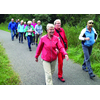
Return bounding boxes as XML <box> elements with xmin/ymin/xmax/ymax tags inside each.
<box><xmin>0</xmin><ymin>30</ymin><xmax>100</xmax><ymax>85</ymax></box>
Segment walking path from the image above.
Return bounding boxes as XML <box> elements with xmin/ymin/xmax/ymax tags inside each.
<box><xmin>0</xmin><ymin>30</ymin><xmax>100</xmax><ymax>85</ymax></box>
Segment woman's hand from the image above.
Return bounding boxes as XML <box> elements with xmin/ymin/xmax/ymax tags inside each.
<box><xmin>55</xmin><ymin>48</ymin><xmax>59</xmax><ymax>54</ymax></box>
<box><xmin>85</xmin><ymin>37</ymin><xmax>90</xmax><ymax>41</ymax></box>
<box><xmin>35</xmin><ymin>58</ymin><xmax>38</xmax><ymax>62</ymax></box>
<box><xmin>65</xmin><ymin>55</ymin><xmax>69</xmax><ymax>61</ymax></box>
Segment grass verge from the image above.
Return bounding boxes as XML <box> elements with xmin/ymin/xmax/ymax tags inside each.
<box><xmin>0</xmin><ymin>42</ymin><xmax>20</xmax><ymax>85</ymax></box>
<box><xmin>67</xmin><ymin>45</ymin><xmax>100</xmax><ymax>78</ymax></box>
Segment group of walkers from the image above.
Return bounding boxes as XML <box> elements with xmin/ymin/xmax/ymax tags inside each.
<box><xmin>8</xmin><ymin>18</ymin><xmax>98</xmax><ymax>85</ymax></box>
<box><xmin>8</xmin><ymin>18</ymin><xmax>43</xmax><ymax>51</ymax></box>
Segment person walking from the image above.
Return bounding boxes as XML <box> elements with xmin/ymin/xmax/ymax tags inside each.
<box><xmin>15</xmin><ymin>20</ymin><xmax>18</xmax><ymax>39</ymax></box>
<box><xmin>17</xmin><ymin>20</ymin><xmax>24</xmax><ymax>43</ymax></box>
<box><xmin>24</xmin><ymin>21</ymin><xmax>35</xmax><ymax>51</ymax></box>
<box><xmin>79</xmin><ymin>20</ymin><xmax>98</xmax><ymax>79</ymax></box>
<box><xmin>8</xmin><ymin>18</ymin><xmax>17</xmax><ymax>41</ymax></box>
<box><xmin>24</xmin><ymin>22</ymin><xmax>27</xmax><ymax>40</ymax></box>
<box><xmin>35</xmin><ymin>20</ymin><xmax>43</xmax><ymax>47</ymax></box>
<box><xmin>18</xmin><ymin>19</ymin><xmax>20</xmax><ymax>25</ymax></box>
<box><xmin>54</xmin><ymin>19</ymin><xmax>68</xmax><ymax>82</ymax></box>
<box><xmin>35</xmin><ymin>23</ymin><xmax>69</xmax><ymax>85</ymax></box>
<box><xmin>31</xmin><ymin>19</ymin><xmax>37</xmax><ymax>45</ymax></box>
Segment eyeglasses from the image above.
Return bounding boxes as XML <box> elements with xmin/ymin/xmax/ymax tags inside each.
<box><xmin>89</xmin><ymin>22</ymin><xmax>94</xmax><ymax>24</ymax></box>
<box><xmin>56</xmin><ymin>23</ymin><xmax>61</xmax><ymax>25</ymax></box>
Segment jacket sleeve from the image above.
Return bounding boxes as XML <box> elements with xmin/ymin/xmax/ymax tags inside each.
<box><xmin>93</xmin><ymin>28</ymin><xmax>98</xmax><ymax>40</ymax></box>
<box><xmin>35</xmin><ymin>38</ymin><xmax>44</xmax><ymax>58</ymax></box>
<box><xmin>17</xmin><ymin>25</ymin><xmax>20</xmax><ymax>32</ymax></box>
<box><xmin>24</xmin><ymin>26</ymin><xmax>27</xmax><ymax>32</ymax></box>
<box><xmin>57</xmin><ymin>38</ymin><xmax>68</xmax><ymax>56</ymax></box>
<box><xmin>15</xmin><ymin>23</ymin><xmax>17</xmax><ymax>29</ymax></box>
<box><xmin>63</xmin><ymin>29</ymin><xmax>68</xmax><ymax>50</ymax></box>
<box><xmin>31</xmin><ymin>25</ymin><xmax>35</xmax><ymax>31</ymax></box>
<box><xmin>41</xmin><ymin>26</ymin><xmax>43</xmax><ymax>33</ymax></box>
<box><xmin>35</xmin><ymin>25</ymin><xmax>38</xmax><ymax>34</ymax></box>
<box><xmin>8</xmin><ymin>22</ymin><xmax>11</xmax><ymax>30</ymax></box>
<box><xmin>79</xmin><ymin>28</ymin><xmax>86</xmax><ymax>41</ymax></box>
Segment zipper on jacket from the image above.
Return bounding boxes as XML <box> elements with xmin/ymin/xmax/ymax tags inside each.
<box><xmin>50</xmin><ymin>39</ymin><xmax>52</xmax><ymax>62</ymax></box>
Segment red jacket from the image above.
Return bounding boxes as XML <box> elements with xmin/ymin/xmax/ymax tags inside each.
<box><xmin>35</xmin><ymin>34</ymin><xmax>68</xmax><ymax>62</ymax></box>
<box><xmin>54</xmin><ymin>28</ymin><xmax>68</xmax><ymax>50</ymax></box>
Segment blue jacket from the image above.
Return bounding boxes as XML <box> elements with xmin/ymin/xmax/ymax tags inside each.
<box><xmin>84</xmin><ymin>26</ymin><xmax>95</xmax><ymax>46</ymax></box>
<box><xmin>35</xmin><ymin>25</ymin><xmax>43</xmax><ymax>34</ymax></box>
<box><xmin>17</xmin><ymin>24</ymin><xmax>24</xmax><ymax>32</ymax></box>
<box><xmin>8</xmin><ymin>21</ymin><xmax>17</xmax><ymax>30</ymax></box>
<box><xmin>16</xmin><ymin>22</ymin><xmax>18</xmax><ymax>29</ymax></box>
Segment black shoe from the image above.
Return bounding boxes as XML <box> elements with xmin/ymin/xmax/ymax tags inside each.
<box><xmin>29</xmin><ymin>47</ymin><xmax>32</xmax><ymax>51</ymax></box>
<box><xmin>89</xmin><ymin>73</ymin><xmax>95</xmax><ymax>79</ymax></box>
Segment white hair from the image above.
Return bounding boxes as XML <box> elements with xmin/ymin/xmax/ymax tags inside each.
<box><xmin>54</xmin><ymin>19</ymin><xmax>61</xmax><ymax>25</ymax></box>
<box><xmin>32</xmin><ymin>19</ymin><xmax>35</xmax><ymax>21</ymax></box>
<box><xmin>27</xmin><ymin>21</ymin><xmax>32</xmax><ymax>24</ymax></box>
<box><xmin>37</xmin><ymin>20</ymin><xmax>41</xmax><ymax>23</ymax></box>
<box><xmin>21</xmin><ymin>20</ymin><xmax>24</xmax><ymax>23</ymax></box>
<box><xmin>24</xmin><ymin>22</ymin><xmax>26</xmax><ymax>24</ymax></box>
<box><xmin>46</xmin><ymin>23</ymin><xmax>54</xmax><ymax>30</ymax></box>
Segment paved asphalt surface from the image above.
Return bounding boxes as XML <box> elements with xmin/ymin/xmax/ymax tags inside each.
<box><xmin>0</xmin><ymin>30</ymin><xmax>100</xmax><ymax>85</ymax></box>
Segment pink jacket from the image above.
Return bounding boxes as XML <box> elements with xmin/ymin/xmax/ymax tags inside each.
<box><xmin>31</xmin><ymin>23</ymin><xmax>37</xmax><ymax>34</ymax></box>
<box><xmin>35</xmin><ymin>34</ymin><xmax>68</xmax><ymax>62</ymax></box>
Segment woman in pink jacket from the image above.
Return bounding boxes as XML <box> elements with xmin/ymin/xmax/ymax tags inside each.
<box><xmin>35</xmin><ymin>23</ymin><xmax>69</xmax><ymax>85</ymax></box>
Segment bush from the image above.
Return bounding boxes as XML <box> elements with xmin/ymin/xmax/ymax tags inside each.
<box><xmin>63</xmin><ymin>19</ymin><xmax>100</xmax><ymax>77</ymax></box>
<box><xmin>63</xmin><ymin>23</ymin><xmax>83</xmax><ymax>47</ymax></box>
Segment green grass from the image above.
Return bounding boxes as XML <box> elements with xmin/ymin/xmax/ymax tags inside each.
<box><xmin>67</xmin><ymin>45</ymin><xmax>100</xmax><ymax>78</ymax></box>
<box><xmin>0</xmin><ymin>22</ymin><xmax>20</xmax><ymax>85</ymax></box>
<box><xmin>0</xmin><ymin>22</ymin><xmax>9</xmax><ymax>32</ymax></box>
<box><xmin>0</xmin><ymin>43</ymin><xmax>20</xmax><ymax>85</ymax></box>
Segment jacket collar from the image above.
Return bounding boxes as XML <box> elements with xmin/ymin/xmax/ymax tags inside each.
<box><xmin>55</xmin><ymin>28</ymin><xmax>62</xmax><ymax>32</ymax></box>
<box><xmin>46</xmin><ymin>34</ymin><xmax>54</xmax><ymax>39</ymax></box>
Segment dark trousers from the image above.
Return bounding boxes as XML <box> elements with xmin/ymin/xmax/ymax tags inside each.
<box><xmin>19</xmin><ymin>32</ymin><xmax>23</xmax><ymax>42</ymax></box>
<box><xmin>82</xmin><ymin>44</ymin><xmax>93</xmax><ymax>74</ymax></box>
<box><xmin>24</xmin><ymin>32</ymin><xmax>26</xmax><ymax>40</ymax></box>
<box><xmin>27</xmin><ymin>35</ymin><xmax>33</xmax><ymax>48</ymax></box>
<box><xmin>16</xmin><ymin>30</ymin><xmax>18</xmax><ymax>39</ymax></box>
<box><xmin>32</xmin><ymin>35</ymin><xmax>35</xmax><ymax>43</ymax></box>
<box><xmin>36</xmin><ymin>34</ymin><xmax>40</xmax><ymax>43</ymax></box>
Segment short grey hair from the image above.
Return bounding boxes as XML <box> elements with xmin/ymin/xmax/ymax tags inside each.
<box><xmin>46</xmin><ymin>23</ymin><xmax>54</xmax><ymax>30</ymax></box>
<box><xmin>37</xmin><ymin>20</ymin><xmax>41</xmax><ymax>23</ymax></box>
<box><xmin>32</xmin><ymin>19</ymin><xmax>35</xmax><ymax>21</ymax></box>
<box><xmin>54</xmin><ymin>19</ymin><xmax>61</xmax><ymax>25</ymax></box>
<box><xmin>27</xmin><ymin>21</ymin><xmax>32</xmax><ymax>24</ymax></box>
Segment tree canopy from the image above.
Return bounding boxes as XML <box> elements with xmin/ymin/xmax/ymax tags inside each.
<box><xmin>0</xmin><ymin>14</ymin><xmax>100</xmax><ymax>35</ymax></box>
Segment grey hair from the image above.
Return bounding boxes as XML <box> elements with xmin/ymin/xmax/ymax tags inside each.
<box><xmin>54</xmin><ymin>19</ymin><xmax>61</xmax><ymax>25</ymax></box>
<box><xmin>46</xmin><ymin>23</ymin><xmax>54</xmax><ymax>30</ymax></box>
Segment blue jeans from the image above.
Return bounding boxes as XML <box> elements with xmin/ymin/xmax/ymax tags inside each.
<box><xmin>19</xmin><ymin>32</ymin><xmax>23</xmax><ymax>42</ymax></box>
<box><xmin>82</xmin><ymin>44</ymin><xmax>93</xmax><ymax>74</ymax></box>
<box><xmin>11</xmin><ymin>30</ymin><xmax>16</xmax><ymax>40</ymax></box>
<box><xmin>27</xmin><ymin>35</ymin><xmax>33</xmax><ymax>48</ymax></box>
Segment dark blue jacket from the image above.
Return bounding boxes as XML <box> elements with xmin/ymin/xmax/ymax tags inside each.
<box><xmin>8</xmin><ymin>21</ymin><xmax>17</xmax><ymax>30</ymax></box>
